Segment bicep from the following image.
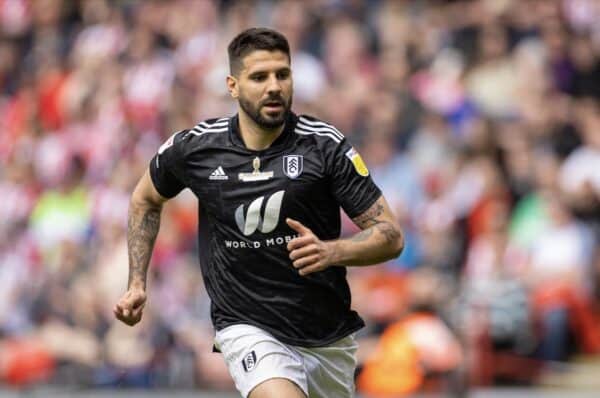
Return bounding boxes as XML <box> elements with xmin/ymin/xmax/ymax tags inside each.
<box><xmin>131</xmin><ymin>168</ymin><xmax>170</xmax><ymax>207</ymax></box>
<box><xmin>351</xmin><ymin>195</ymin><xmax>398</xmax><ymax>230</ymax></box>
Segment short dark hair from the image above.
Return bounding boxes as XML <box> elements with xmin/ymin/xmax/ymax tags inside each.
<box><xmin>227</xmin><ymin>27</ymin><xmax>290</xmax><ymax>76</ymax></box>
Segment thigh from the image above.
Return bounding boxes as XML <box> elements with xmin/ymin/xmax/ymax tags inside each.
<box><xmin>248</xmin><ymin>377</ymin><xmax>307</xmax><ymax>398</ymax></box>
<box><xmin>295</xmin><ymin>334</ymin><xmax>358</xmax><ymax>398</ymax></box>
<box><xmin>215</xmin><ymin>324</ymin><xmax>308</xmax><ymax>398</ymax></box>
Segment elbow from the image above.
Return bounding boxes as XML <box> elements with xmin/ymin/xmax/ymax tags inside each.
<box><xmin>391</xmin><ymin>232</ymin><xmax>404</xmax><ymax>259</ymax></box>
<box><xmin>377</xmin><ymin>221</ymin><xmax>405</xmax><ymax>260</ymax></box>
<box><xmin>128</xmin><ymin>196</ymin><xmax>164</xmax><ymax>223</ymax></box>
<box><xmin>392</xmin><ymin>223</ymin><xmax>405</xmax><ymax>258</ymax></box>
<box><xmin>386</xmin><ymin>224</ymin><xmax>404</xmax><ymax>260</ymax></box>
<box><xmin>130</xmin><ymin>190</ymin><xmax>164</xmax><ymax>211</ymax></box>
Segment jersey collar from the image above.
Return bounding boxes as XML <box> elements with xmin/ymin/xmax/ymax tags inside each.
<box><xmin>229</xmin><ymin>111</ymin><xmax>297</xmax><ymax>152</ymax></box>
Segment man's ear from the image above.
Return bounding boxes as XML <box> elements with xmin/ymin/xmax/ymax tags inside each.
<box><xmin>226</xmin><ymin>75</ymin><xmax>238</xmax><ymax>99</ymax></box>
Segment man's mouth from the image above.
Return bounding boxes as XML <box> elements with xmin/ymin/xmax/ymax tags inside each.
<box><xmin>262</xmin><ymin>100</ymin><xmax>283</xmax><ymax>110</ymax></box>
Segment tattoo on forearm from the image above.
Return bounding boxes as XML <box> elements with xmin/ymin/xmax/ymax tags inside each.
<box><xmin>375</xmin><ymin>222</ymin><xmax>401</xmax><ymax>244</ymax></box>
<box><xmin>127</xmin><ymin>206</ymin><xmax>161</xmax><ymax>288</ymax></box>
<box><xmin>349</xmin><ymin>222</ymin><xmax>400</xmax><ymax>244</ymax></box>
<box><xmin>352</xmin><ymin>203</ymin><xmax>384</xmax><ymax>228</ymax></box>
<box><xmin>350</xmin><ymin>228</ymin><xmax>374</xmax><ymax>242</ymax></box>
<box><xmin>350</xmin><ymin>199</ymin><xmax>401</xmax><ymax>246</ymax></box>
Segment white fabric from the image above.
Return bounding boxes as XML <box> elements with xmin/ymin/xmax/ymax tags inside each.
<box><xmin>559</xmin><ymin>146</ymin><xmax>600</xmax><ymax>195</ymax></box>
<box><xmin>530</xmin><ymin>224</ymin><xmax>586</xmax><ymax>275</ymax></box>
<box><xmin>214</xmin><ymin>324</ymin><xmax>357</xmax><ymax>398</ymax></box>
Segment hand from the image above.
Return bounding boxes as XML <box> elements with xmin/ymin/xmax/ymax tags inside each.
<box><xmin>286</xmin><ymin>218</ymin><xmax>335</xmax><ymax>276</ymax></box>
<box><xmin>114</xmin><ymin>287</ymin><xmax>147</xmax><ymax>326</ymax></box>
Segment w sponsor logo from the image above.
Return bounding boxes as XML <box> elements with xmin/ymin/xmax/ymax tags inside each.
<box><xmin>234</xmin><ymin>191</ymin><xmax>285</xmax><ymax>235</ymax></box>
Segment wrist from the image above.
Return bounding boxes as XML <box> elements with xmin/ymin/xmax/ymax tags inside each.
<box><xmin>128</xmin><ymin>279</ymin><xmax>146</xmax><ymax>291</ymax></box>
<box><xmin>326</xmin><ymin>240</ymin><xmax>344</xmax><ymax>266</ymax></box>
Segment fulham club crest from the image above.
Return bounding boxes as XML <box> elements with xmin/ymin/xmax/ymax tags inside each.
<box><xmin>242</xmin><ymin>350</ymin><xmax>257</xmax><ymax>372</ymax></box>
<box><xmin>283</xmin><ymin>155</ymin><xmax>303</xmax><ymax>179</ymax></box>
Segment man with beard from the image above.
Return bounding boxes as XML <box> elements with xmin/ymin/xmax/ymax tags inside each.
<box><xmin>114</xmin><ymin>28</ymin><xmax>403</xmax><ymax>398</ymax></box>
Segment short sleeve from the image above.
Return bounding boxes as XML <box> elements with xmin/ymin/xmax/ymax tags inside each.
<box><xmin>327</xmin><ymin>139</ymin><xmax>382</xmax><ymax>218</ymax></box>
<box><xmin>149</xmin><ymin>130</ymin><xmax>188</xmax><ymax>198</ymax></box>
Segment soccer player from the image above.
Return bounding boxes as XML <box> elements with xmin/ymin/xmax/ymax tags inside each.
<box><xmin>114</xmin><ymin>27</ymin><xmax>404</xmax><ymax>398</ymax></box>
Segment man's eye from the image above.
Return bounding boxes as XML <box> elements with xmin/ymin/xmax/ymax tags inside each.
<box><xmin>251</xmin><ymin>75</ymin><xmax>266</xmax><ymax>81</ymax></box>
<box><xmin>277</xmin><ymin>71</ymin><xmax>290</xmax><ymax>79</ymax></box>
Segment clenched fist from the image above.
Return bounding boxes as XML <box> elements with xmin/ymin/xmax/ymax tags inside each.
<box><xmin>114</xmin><ymin>288</ymin><xmax>147</xmax><ymax>326</ymax></box>
<box><xmin>286</xmin><ymin>218</ymin><xmax>336</xmax><ymax>276</ymax></box>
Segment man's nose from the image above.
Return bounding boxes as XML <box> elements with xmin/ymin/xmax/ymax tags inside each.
<box><xmin>266</xmin><ymin>75</ymin><xmax>281</xmax><ymax>94</ymax></box>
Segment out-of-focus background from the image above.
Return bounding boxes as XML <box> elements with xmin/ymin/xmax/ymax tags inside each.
<box><xmin>1</xmin><ymin>0</ymin><xmax>600</xmax><ymax>396</ymax></box>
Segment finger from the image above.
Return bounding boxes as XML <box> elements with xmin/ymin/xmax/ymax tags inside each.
<box><xmin>299</xmin><ymin>263</ymin><xmax>325</xmax><ymax>276</ymax></box>
<box><xmin>119</xmin><ymin>300</ymin><xmax>133</xmax><ymax>317</ymax></box>
<box><xmin>131</xmin><ymin>293</ymin><xmax>147</xmax><ymax>309</ymax></box>
<box><xmin>132</xmin><ymin>299</ymin><xmax>145</xmax><ymax>311</ymax></box>
<box><xmin>114</xmin><ymin>311</ymin><xmax>131</xmax><ymax>325</ymax></box>
<box><xmin>130</xmin><ymin>311</ymin><xmax>143</xmax><ymax>323</ymax></box>
<box><xmin>129</xmin><ymin>312</ymin><xmax>143</xmax><ymax>326</ymax></box>
<box><xmin>287</xmin><ymin>235</ymin><xmax>314</xmax><ymax>251</ymax></box>
<box><xmin>115</xmin><ymin>310</ymin><xmax>139</xmax><ymax>327</ymax></box>
<box><xmin>114</xmin><ymin>306</ymin><xmax>126</xmax><ymax>318</ymax></box>
<box><xmin>289</xmin><ymin>244</ymin><xmax>318</xmax><ymax>261</ymax></box>
<box><xmin>286</xmin><ymin>218</ymin><xmax>311</xmax><ymax>235</ymax></box>
<box><xmin>131</xmin><ymin>304</ymin><xmax>145</xmax><ymax>317</ymax></box>
<box><xmin>119</xmin><ymin>290</ymin><xmax>145</xmax><ymax>310</ymax></box>
<box><xmin>118</xmin><ymin>297</ymin><xmax>133</xmax><ymax>311</ymax></box>
<box><xmin>293</xmin><ymin>254</ymin><xmax>320</xmax><ymax>269</ymax></box>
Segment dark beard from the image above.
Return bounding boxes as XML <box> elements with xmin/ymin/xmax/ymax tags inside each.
<box><xmin>239</xmin><ymin>95</ymin><xmax>292</xmax><ymax>129</ymax></box>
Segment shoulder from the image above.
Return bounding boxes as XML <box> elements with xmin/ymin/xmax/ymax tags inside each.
<box><xmin>184</xmin><ymin>117</ymin><xmax>230</xmax><ymax>143</ymax></box>
<box><xmin>294</xmin><ymin>114</ymin><xmax>346</xmax><ymax>147</ymax></box>
<box><xmin>187</xmin><ymin>117</ymin><xmax>230</xmax><ymax>137</ymax></box>
<box><xmin>175</xmin><ymin>117</ymin><xmax>231</xmax><ymax>149</ymax></box>
<box><xmin>157</xmin><ymin>117</ymin><xmax>231</xmax><ymax>159</ymax></box>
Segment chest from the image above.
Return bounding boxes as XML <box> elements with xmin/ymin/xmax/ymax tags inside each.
<box><xmin>186</xmin><ymin>149</ymin><xmax>329</xmax><ymax>218</ymax></box>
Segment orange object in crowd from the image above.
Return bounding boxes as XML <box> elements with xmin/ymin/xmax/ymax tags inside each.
<box><xmin>358</xmin><ymin>312</ymin><xmax>463</xmax><ymax>397</ymax></box>
<box><xmin>0</xmin><ymin>339</ymin><xmax>55</xmax><ymax>386</ymax></box>
<box><xmin>357</xmin><ymin>323</ymin><xmax>423</xmax><ymax>397</ymax></box>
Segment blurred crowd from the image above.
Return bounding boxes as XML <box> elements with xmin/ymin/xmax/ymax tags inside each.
<box><xmin>1</xmin><ymin>0</ymin><xmax>600</xmax><ymax>395</ymax></box>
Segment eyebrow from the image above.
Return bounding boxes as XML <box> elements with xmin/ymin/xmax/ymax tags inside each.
<box><xmin>247</xmin><ymin>66</ymin><xmax>291</xmax><ymax>76</ymax></box>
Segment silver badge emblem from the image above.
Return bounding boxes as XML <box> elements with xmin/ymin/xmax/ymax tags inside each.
<box><xmin>283</xmin><ymin>155</ymin><xmax>303</xmax><ymax>179</ymax></box>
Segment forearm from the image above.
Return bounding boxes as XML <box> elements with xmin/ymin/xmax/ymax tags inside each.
<box><xmin>287</xmin><ymin>196</ymin><xmax>403</xmax><ymax>275</ymax></box>
<box><xmin>329</xmin><ymin>221</ymin><xmax>403</xmax><ymax>266</ymax></box>
<box><xmin>127</xmin><ymin>199</ymin><xmax>162</xmax><ymax>290</ymax></box>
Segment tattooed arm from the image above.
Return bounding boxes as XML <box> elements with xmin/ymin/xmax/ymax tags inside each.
<box><xmin>115</xmin><ymin>169</ymin><xmax>169</xmax><ymax>326</ymax></box>
<box><xmin>341</xmin><ymin>196</ymin><xmax>403</xmax><ymax>263</ymax></box>
<box><xmin>287</xmin><ymin>195</ymin><xmax>403</xmax><ymax>275</ymax></box>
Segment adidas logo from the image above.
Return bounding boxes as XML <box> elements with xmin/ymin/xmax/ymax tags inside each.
<box><xmin>209</xmin><ymin>166</ymin><xmax>229</xmax><ymax>180</ymax></box>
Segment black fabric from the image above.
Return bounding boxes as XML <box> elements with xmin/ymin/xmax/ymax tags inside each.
<box><xmin>150</xmin><ymin>130</ymin><xmax>188</xmax><ymax>198</ymax></box>
<box><xmin>149</xmin><ymin>112</ymin><xmax>382</xmax><ymax>347</ymax></box>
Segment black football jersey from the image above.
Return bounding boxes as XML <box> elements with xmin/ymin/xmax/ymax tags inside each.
<box><xmin>149</xmin><ymin>112</ymin><xmax>381</xmax><ymax>346</ymax></box>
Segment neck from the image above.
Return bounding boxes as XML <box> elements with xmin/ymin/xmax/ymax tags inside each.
<box><xmin>238</xmin><ymin>109</ymin><xmax>285</xmax><ymax>151</ymax></box>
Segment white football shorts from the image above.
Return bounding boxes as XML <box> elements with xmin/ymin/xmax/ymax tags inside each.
<box><xmin>214</xmin><ymin>324</ymin><xmax>358</xmax><ymax>398</ymax></box>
